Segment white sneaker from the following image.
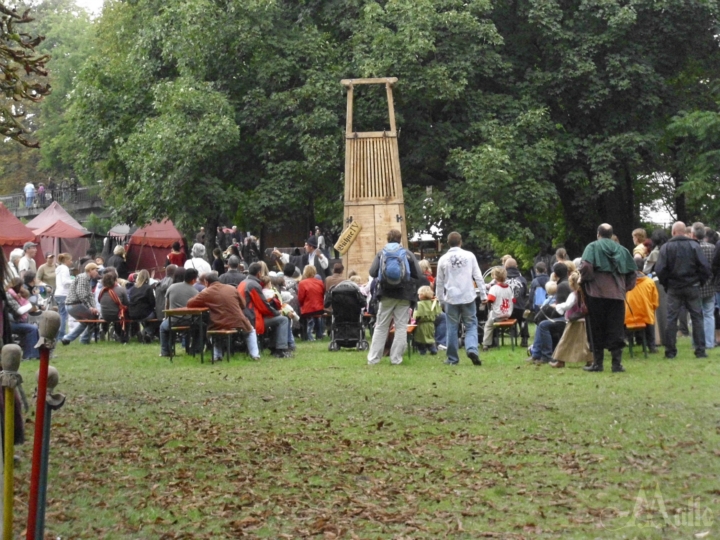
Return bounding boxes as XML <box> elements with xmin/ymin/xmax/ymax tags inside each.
<box><xmin>438</xmin><ymin>344</ymin><xmax>447</xmax><ymax>351</ymax></box>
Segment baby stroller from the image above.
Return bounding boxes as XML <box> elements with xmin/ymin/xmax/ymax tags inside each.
<box><xmin>328</xmin><ymin>280</ymin><xmax>369</xmax><ymax>351</ymax></box>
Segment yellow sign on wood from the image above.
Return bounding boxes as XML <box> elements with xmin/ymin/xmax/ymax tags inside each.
<box><xmin>334</xmin><ymin>221</ymin><xmax>362</xmax><ymax>256</ymax></box>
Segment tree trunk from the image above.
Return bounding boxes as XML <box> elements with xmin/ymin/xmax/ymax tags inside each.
<box><xmin>674</xmin><ymin>174</ymin><xmax>687</xmax><ymax>224</ymax></box>
<box><xmin>204</xmin><ymin>216</ymin><xmax>219</xmax><ymax>263</ymax></box>
<box><xmin>599</xmin><ymin>169</ymin><xmax>635</xmax><ymax>252</ymax></box>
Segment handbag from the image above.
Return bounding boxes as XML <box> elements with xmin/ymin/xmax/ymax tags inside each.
<box><xmin>534</xmin><ymin>299</ymin><xmax>559</xmax><ymax>324</ymax></box>
<box><xmin>567</xmin><ymin>288</ymin><xmax>589</xmax><ymax>322</ymax></box>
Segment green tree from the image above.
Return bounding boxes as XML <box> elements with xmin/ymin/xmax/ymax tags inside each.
<box><xmin>0</xmin><ymin>0</ymin><xmax>93</xmax><ymax>194</ymax></box>
<box><xmin>478</xmin><ymin>0</ymin><xmax>720</xmax><ymax>252</ymax></box>
<box><xmin>63</xmin><ymin>0</ymin><xmax>720</xmax><ymax>260</ymax></box>
<box><xmin>0</xmin><ymin>2</ymin><xmax>50</xmax><ymax>147</ymax></box>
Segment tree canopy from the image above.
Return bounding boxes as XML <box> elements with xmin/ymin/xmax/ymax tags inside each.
<box><xmin>16</xmin><ymin>0</ymin><xmax>720</xmax><ymax>264</ymax></box>
<box><xmin>0</xmin><ymin>2</ymin><xmax>51</xmax><ymax>147</ymax></box>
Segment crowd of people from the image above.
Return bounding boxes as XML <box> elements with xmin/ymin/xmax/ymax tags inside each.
<box><xmin>0</xmin><ymin>219</ymin><xmax>716</xmax><ymax>369</ymax></box>
<box><xmin>367</xmin><ymin>221</ymin><xmax>719</xmax><ymax>371</ymax></box>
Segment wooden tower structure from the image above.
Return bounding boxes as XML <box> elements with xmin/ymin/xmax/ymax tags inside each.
<box><xmin>339</xmin><ymin>77</ymin><xmax>407</xmax><ymax>278</ymax></box>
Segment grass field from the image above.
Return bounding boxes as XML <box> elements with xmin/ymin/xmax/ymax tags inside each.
<box><xmin>9</xmin><ymin>332</ymin><xmax>720</xmax><ymax>539</ymax></box>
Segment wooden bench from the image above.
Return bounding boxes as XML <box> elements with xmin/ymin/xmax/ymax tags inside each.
<box><xmin>207</xmin><ymin>329</ymin><xmax>238</xmax><ymax>363</ymax></box>
<box><xmin>74</xmin><ymin>319</ymin><xmax>107</xmax><ymax>343</ymax></box>
<box><xmin>625</xmin><ymin>322</ymin><xmax>648</xmax><ymax>358</ymax></box>
<box><xmin>493</xmin><ymin>318</ymin><xmax>517</xmax><ymax>350</ymax></box>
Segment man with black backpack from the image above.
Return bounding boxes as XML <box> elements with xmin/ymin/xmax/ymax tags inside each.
<box><xmin>504</xmin><ymin>258</ymin><xmax>530</xmax><ymax>347</ymax></box>
<box><xmin>367</xmin><ymin>229</ymin><xmax>423</xmax><ymax>365</ymax></box>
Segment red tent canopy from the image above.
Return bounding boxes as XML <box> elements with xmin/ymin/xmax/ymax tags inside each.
<box><xmin>0</xmin><ymin>202</ymin><xmax>44</xmax><ymax>264</ymax></box>
<box><xmin>0</xmin><ymin>203</ymin><xmax>37</xmax><ymax>247</ymax></box>
<box><xmin>126</xmin><ymin>220</ymin><xmax>184</xmax><ymax>277</ymax></box>
<box><xmin>26</xmin><ymin>201</ymin><xmax>89</xmax><ymax>233</ymax></box>
<box><xmin>33</xmin><ymin>220</ymin><xmax>90</xmax><ymax>239</ymax></box>
<box><xmin>128</xmin><ymin>220</ymin><xmax>182</xmax><ymax>248</ymax></box>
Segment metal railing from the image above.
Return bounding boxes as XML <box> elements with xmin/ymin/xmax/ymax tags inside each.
<box><xmin>0</xmin><ymin>186</ymin><xmax>102</xmax><ymax>211</ymax></box>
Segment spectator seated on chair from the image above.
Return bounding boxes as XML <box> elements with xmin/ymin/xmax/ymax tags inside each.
<box><xmin>187</xmin><ymin>272</ymin><xmax>259</xmax><ymax>362</ymax></box>
<box><xmin>263</xmin><ymin>275</ymin><xmax>298</xmax><ymax>351</ymax></box>
<box><xmin>128</xmin><ymin>269</ymin><xmax>158</xmax><ymax>343</ymax></box>
<box><xmin>99</xmin><ymin>269</ymin><xmax>129</xmax><ymax>343</ymax></box>
<box><xmin>528</xmin><ymin>263</ymin><xmax>572</xmax><ymax>363</ymax></box>
<box><xmin>238</xmin><ymin>263</ymin><xmax>291</xmax><ymax>358</ymax></box>
<box><xmin>154</xmin><ymin>264</ymin><xmax>177</xmax><ymax>322</ymax></box>
<box><xmin>482</xmin><ymin>266</ymin><xmax>515</xmax><ymax>352</ymax></box>
<box><xmin>5</xmin><ymin>277</ymin><xmax>40</xmax><ymax>359</ymax></box>
<box><xmin>159</xmin><ymin>268</ymin><xmax>199</xmax><ymax>357</ymax></box>
<box><xmin>61</xmin><ymin>262</ymin><xmax>101</xmax><ymax>346</ymax></box>
<box><xmin>219</xmin><ymin>256</ymin><xmax>246</xmax><ymax>287</ymax></box>
<box><xmin>624</xmin><ymin>260</ymin><xmax>660</xmax><ymax>353</ymax></box>
<box><xmin>324</xmin><ymin>263</ymin><xmax>346</xmax><ymax>298</ymax></box>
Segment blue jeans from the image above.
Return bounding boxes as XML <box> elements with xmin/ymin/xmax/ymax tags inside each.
<box><xmin>700</xmin><ymin>295</ymin><xmax>715</xmax><ymax>349</ymax></box>
<box><xmin>306</xmin><ymin>316</ymin><xmax>325</xmax><ymax>340</ymax></box>
<box><xmin>263</xmin><ymin>315</ymin><xmax>289</xmax><ymax>350</ymax></box>
<box><xmin>65</xmin><ymin>304</ymin><xmax>95</xmax><ymax>344</ymax></box>
<box><xmin>445</xmin><ymin>301</ymin><xmax>478</xmax><ymax>364</ymax></box>
<box><xmin>530</xmin><ymin>318</ymin><xmax>563</xmax><ymax>361</ymax></box>
<box><xmin>435</xmin><ymin>313</ymin><xmax>447</xmax><ymax>346</ymax></box>
<box><xmin>11</xmin><ymin>322</ymin><xmax>40</xmax><ymax>359</ymax></box>
<box><xmin>25</xmin><ymin>195</ymin><xmax>34</xmax><ymax>208</ymax></box>
<box><xmin>287</xmin><ymin>320</ymin><xmax>296</xmax><ymax>350</ymax></box>
<box><xmin>56</xmin><ymin>295</ymin><xmax>67</xmax><ymax>340</ymax></box>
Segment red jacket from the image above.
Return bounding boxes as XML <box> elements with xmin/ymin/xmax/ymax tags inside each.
<box><xmin>298</xmin><ymin>277</ymin><xmax>325</xmax><ymax>314</ymax></box>
<box><xmin>238</xmin><ymin>275</ymin><xmax>280</xmax><ymax>335</ymax></box>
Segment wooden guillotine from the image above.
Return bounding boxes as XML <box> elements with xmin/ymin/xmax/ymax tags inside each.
<box><xmin>336</xmin><ymin>77</ymin><xmax>407</xmax><ymax>279</ymax></box>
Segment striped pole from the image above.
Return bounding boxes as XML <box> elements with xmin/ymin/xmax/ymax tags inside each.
<box><xmin>25</xmin><ymin>348</ymin><xmax>48</xmax><ymax>540</ymax></box>
<box><xmin>0</xmin><ymin>344</ymin><xmax>23</xmax><ymax>540</ymax></box>
<box><xmin>34</xmin><ymin>366</ymin><xmax>63</xmax><ymax>540</ymax></box>
<box><xmin>2</xmin><ymin>386</ymin><xmax>14</xmax><ymax>540</ymax></box>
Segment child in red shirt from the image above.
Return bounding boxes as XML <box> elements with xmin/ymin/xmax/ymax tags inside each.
<box><xmin>482</xmin><ymin>266</ymin><xmax>515</xmax><ymax>350</ymax></box>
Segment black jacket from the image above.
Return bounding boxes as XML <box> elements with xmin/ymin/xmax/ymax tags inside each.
<box><xmin>128</xmin><ymin>283</ymin><xmax>156</xmax><ymax>320</ymax></box>
<box><xmin>106</xmin><ymin>254</ymin><xmax>129</xmax><ymax>280</ymax></box>
<box><xmin>655</xmin><ymin>236</ymin><xmax>710</xmax><ymax>290</ymax></box>
<box><xmin>287</xmin><ymin>252</ymin><xmax>330</xmax><ymax>281</ymax></box>
<box><xmin>505</xmin><ymin>267</ymin><xmax>529</xmax><ymax>310</ymax></box>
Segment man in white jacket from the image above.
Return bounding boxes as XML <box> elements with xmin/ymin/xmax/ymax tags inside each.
<box><xmin>435</xmin><ymin>232</ymin><xmax>486</xmax><ymax>366</ymax></box>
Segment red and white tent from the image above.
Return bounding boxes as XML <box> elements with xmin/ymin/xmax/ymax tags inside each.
<box><xmin>26</xmin><ymin>202</ymin><xmax>91</xmax><ymax>260</ymax></box>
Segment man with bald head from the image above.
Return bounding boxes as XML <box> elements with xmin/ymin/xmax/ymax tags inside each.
<box><xmin>579</xmin><ymin>223</ymin><xmax>637</xmax><ymax>372</ymax></box>
<box><xmin>654</xmin><ymin>221</ymin><xmax>711</xmax><ymax>359</ymax></box>
<box><xmin>504</xmin><ymin>257</ymin><xmax>530</xmax><ymax>347</ymax></box>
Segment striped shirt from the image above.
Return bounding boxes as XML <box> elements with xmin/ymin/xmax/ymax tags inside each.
<box><xmin>699</xmin><ymin>241</ymin><xmax>715</xmax><ymax>299</ymax></box>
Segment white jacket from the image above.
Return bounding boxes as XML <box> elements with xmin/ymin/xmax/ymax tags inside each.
<box><xmin>435</xmin><ymin>247</ymin><xmax>486</xmax><ymax>305</ymax></box>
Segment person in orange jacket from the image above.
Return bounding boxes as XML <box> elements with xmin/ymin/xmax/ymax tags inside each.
<box><xmin>625</xmin><ymin>259</ymin><xmax>660</xmax><ymax>353</ymax></box>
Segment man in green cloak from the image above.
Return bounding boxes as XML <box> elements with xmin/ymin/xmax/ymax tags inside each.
<box><xmin>579</xmin><ymin>224</ymin><xmax>637</xmax><ymax>372</ymax></box>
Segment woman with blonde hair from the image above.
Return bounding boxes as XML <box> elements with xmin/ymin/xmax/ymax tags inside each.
<box><xmin>419</xmin><ymin>259</ymin><xmax>434</xmax><ymax>287</ymax></box>
<box><xmin>549</xmin><ymin>271</ymin><xmax>593</xmax><ymax>368</ymax></box>
<box><xmin>298</xmin><ymin>265</ymin><xmax>325</xmax><ymax>340</ymax></box>
<box><xmin>128</xmin><ymin>269</ymin><xmax>157</xmax><ymax>342</ymax></box>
